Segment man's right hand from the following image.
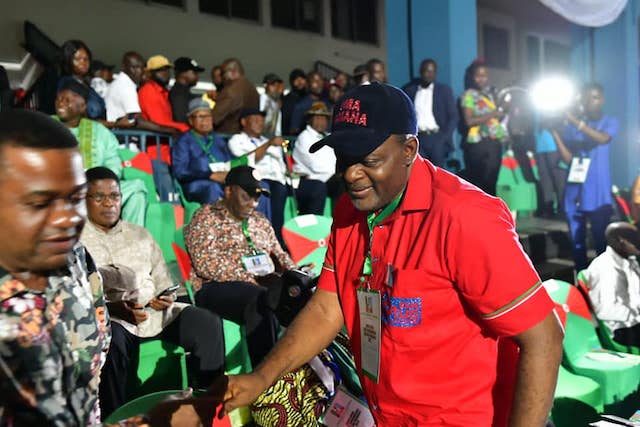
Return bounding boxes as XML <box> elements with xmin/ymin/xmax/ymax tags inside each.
<box><xmin>222</xmin><ymin>373</ymin><xmax>270</xmax><ymax>415</ymax></box>
<box><xmin>107</xmin><ymin>300</ymin><xmax>149</xmax><ymax>325</ymax></box>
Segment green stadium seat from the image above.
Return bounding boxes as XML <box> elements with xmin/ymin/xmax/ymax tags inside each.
<box><xmin>551</xmin><ymin>366</ymin><xmax>603</xmax><ymax>426</ymax></box>
<box><xmin>118</xmin><ymin>148</ymin><xmax>158</xmax><ymax>205</ymax></box>
<box><xmin>576</xmin><ymin>270</ymin><xmax>640</xmax><ymax>355</ymax></box>
<box><xmin>543</xmin><ymin>279</ymin><xmax>640</xmax><ymax>405</ymax></box>
<box><xmin>131</xmin><ymin>340</ymin><xmax>188</xmax><ymax>399</ymax></box>
<box><xmin>496</xmin><ymin>149</ymin><xmax>538</xmax><ymax>216</ymax></box>
<box><xmin>145</xmin><ymin>203</ymin><xmax>184</xmax><ymax>264</ymax></box>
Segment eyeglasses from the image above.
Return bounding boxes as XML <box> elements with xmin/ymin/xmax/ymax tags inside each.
<box><xmin>87</xmin><ymin>193</ymin><xmax>122</xmax><ymax>203</ymax></box>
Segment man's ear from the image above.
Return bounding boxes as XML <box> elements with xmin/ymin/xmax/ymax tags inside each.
<box><xmin>404</xmin><ymin>136</ymin><xmax>418</xmax><ymax>165</ymax></box>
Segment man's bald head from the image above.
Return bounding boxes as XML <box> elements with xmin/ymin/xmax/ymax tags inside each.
<box><xmin>122</xmin><ymin>51</ymin><xmax>145</xmax><ymax>85</ymax></box>
<box><xmin>606</xmin><ymin>222</ymin><xmax>640</xmax><ymax>258</ymax></box>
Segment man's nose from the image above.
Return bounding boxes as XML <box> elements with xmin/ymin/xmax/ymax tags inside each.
<box><xmin>50</xmin><ymin>200</ymin><xmax>84</xmax><ymax>229</ymax></box>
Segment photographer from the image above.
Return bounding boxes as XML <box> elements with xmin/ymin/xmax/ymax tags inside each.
<box><xmin>550</xmin><ymin>83</ymin><xmax>619</xmax><ymax>270</ymax></box>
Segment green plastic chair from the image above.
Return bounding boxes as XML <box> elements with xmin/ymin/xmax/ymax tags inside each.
<box><xmin>175</xmin><ymin>179</ymin><xmax>202</xmax><ymax>225</ymax></box>
<box><xmin>103</xmin><ymin>390</ymin><xmax>183</xmax><ymax>424</ymax></box>
<box><xmin>543</xmin><ymin>279</ymin><xmax>640</xmax><ymax>405</ymax></box>
<box><xmin>145</xmin><ymin>202</ymin><xmax>180</xmax><ymax>264</ymax></box>
<box><xmin>496</xmin><ymin>149</ymin><xmax>538</xmax><ymax>216</ymax></box>
<box><xmin>576</xmin><ymin>270</ymin><xmax>640</xmax><ymax>355</ymax></box>
<box><xmin>118</xmin><ymin>148</ymin><xmax>158</xmax><ymax>205</ymax></box>
<box><xmin>131</xmin><ymin>340</ymin><xmax>188</xmax><ymax>399</ymax></box>
<box><xmin>551</xmin><ymin>366</ymin><xmax>603</xmax><ymax>427</ymax></box>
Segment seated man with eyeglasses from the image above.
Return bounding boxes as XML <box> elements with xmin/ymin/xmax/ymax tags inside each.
<box><xmin>172</xmin><ymin>98</ymin><xmax>233</xmax><ymax>204</ymax></box>
<box><xmin>80</xmin><ymin>167</ymin><xmax>225</xmax><ymax>418</ymax></box>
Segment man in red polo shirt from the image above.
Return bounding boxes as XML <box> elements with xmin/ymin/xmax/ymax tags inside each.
<box><xmin>222</xmin><ymin>83</ymin><xmax>563</xmax><ymax>426</ymax></box>
<box><xmin>138</xmin><ymin>55</ymin><xmax>190</xmax><ymax>134</ymax></box>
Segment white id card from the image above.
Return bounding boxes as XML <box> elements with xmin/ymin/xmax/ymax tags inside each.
<box><xmin>321</xmin><ymin>386</ymin><xmax>376</xmax><ymax>427</ymax></box>
<box><xmin>356</xmin><ymin>289</ymin><xmax>381</xmax><ymax>383</ymax></box>
<box><xmin>240</xmin><ymin>252</ymin><xmax>274</xmax><ymax>276</ymax></box>
<box><xmin>567</xmin><ymin>157</ymin><xmax>591</xmax><ymax>183</ymax></box>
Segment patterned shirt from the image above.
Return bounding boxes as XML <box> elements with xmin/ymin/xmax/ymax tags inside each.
<box><xmin>0</xmin><ymin>245</ymin><xmax>110</xmax><ymax>426</ymax></box>
<box><xmin>81</xmin><ymin>220</ymin><xmax>187</xmax><ymax>338</ymax></box>
<box><xmin>461</xmin><ymin>88</ymin><xmax>508</xmax><ymax>143</ymax></box>
<box><xmin>185</xmin><ymin>200</ymin><xmax>295</xmax><ymax>292</ymax></box>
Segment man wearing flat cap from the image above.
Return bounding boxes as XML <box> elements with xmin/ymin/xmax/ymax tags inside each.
<box><xmin>222</xmin><ymin>83</ymin><xmax>564</xmax><ymax>427</ymax></box>
<box><xmin>185</xmin><ymin>165</ymin><xmax>295</xmax><ymax>368</ymax></box>
<box><xmin>138</xmin><ymin>55</ymin><xmax>189</xmax><ymax>133</ymax></box>
<box><xmin>172</xmin><ymin>98</ymin><xmax>233</xmax><ymax>204</ymax></box>
<box><xmin>170</xmin><ymin>56</ymin><xmax>206</xmax><ymax>124</ymax></box>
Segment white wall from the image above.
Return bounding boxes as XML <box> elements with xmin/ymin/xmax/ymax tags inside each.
<box><xmin>1</xmin><ymin>0</ymin><xmax>386</xmax><ymax>86</ymax></box>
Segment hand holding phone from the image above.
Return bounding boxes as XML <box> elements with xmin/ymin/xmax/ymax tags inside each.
<box><xmin>146</xmin><ymin>285</ymin><xmax>180</xmax><ymax>309</ymax></box>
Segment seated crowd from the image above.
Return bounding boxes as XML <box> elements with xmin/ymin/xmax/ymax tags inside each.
<box><xmin>0</xmin><ymin>35</ymin><xmax>636</xmax><ymax>427</ymax></box>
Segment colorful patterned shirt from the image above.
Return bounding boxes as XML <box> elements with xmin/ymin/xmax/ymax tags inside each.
<box><xmin>0</xmin><ymin>245</ymin><xmax>110</xmax><ymax>426</ymax></box>
<box><xmin>185</xmin><ymin>200</ymin><xmax>295</xmax><ymax>292</ymax></box>
<box><xmin>461</xmin><ymin>88</ymin><xmax>508</xmax><ymax>143</ymax></box>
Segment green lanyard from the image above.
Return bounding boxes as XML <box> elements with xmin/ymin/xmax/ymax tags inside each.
<box><xmin>361</xmin><ymin>190</ymin><xmax>405</xmax><ymax>281</ymax></box>
<box><xmin>192</xmin><ymin>130</ymin><xmax>218</xmax><ymax>164</ymax></box>
<box><xmin>241</xmin><ymin>219</ymin><xmax>256</xmax><ymax>253</ymax></box>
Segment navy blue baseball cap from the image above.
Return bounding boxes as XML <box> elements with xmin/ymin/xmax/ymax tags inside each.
<box><xmin>309</xmin><ymin>82</ymin><xmax>417</xmax><ymax>159</ymax></box>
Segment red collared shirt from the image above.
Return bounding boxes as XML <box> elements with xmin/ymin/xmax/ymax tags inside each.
<box><xmin>138</xmin><ymin>80</ymin><xmax>189</xmax><ymax>133</ymax></box>
<box><xmin>318</xmin><ymin>157</ymin><xmax>554</xmax><ymax>426</ymax></box>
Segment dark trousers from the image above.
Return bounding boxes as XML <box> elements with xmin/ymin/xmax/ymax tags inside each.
<box><xmin>537</xmin><ymin>151</ymin><xmax>566</xmax><ymax>210</ymax></box>
<box><xmin>99</xmin><ymin>306</ymin><xmax>225</xmax><ymax>418</ymax></box>
<box><xmin>265</xmin><ymin>179</ymin><xmax>287</xmax><ymax>245</ymax></box>
<box><xmin>463</xmin><ymin>139</ymin><xmax>503</xmax><ymax>196</ymax></box>
<box><xmin>565</xmin><ymin>204</ymin><xmax>612</xmax><ymax>271</ymax></box>
<box><xmin>195</xmin><ymin>281</ymin><xmax>277</xmax><ymax>369</ymax></box>
<box><xmin>297</xmin><ymin>178</ymin><xmax>327</xmax><ymax>215</ymax></box>
<box><xmin>614</xmin><ymin>323</ymin><xmax>640</xmax><ymax>347</ymax></box>
<box><xmin>417</xmin><ymin>131</ymin><xmax>448</xmax><ymax>168</ymax></box>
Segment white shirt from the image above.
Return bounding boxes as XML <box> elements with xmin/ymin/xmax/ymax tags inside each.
<box><xmin>90</xmin><ymin>77</ymin><xmax>110</xmax><ymax>99</ymax></box>
<box><xmin>228</xmin><ymin>132</ymin><xmax>287</xmax><ymax>184</ymax></box>
<box><xmin>260</xmin><ymin>93</ymin><xmax>282</xmax><ymax>137</ymax></box>
<box><xmin>105</xmin><ymin>72</ymin><xmax>141</xmax><ymax>122</ymax></box>
<box><xmin>293</xmin><ymin>125</ymin><xmax>336</xmax><ymax>182</ymax></box>
<box><xmin>585</xmin><ymin>246</ymin><xmax>640</xmax><ymax>333</ymax></box>
<box><xmin>414</xmin><ymin>84</ymin><xmax>439</xmax><ymax>132</ymax></box>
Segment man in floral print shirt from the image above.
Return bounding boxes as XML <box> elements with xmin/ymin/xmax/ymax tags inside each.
<box><xmin>0</xmin><ymin>110</ymin><xmax>110</xmax><ymax>426</ymax></box>
<box><xmin>185</xmin><ymin>165</ymin><xmax>295</xmax><ymax>367</ymax></box>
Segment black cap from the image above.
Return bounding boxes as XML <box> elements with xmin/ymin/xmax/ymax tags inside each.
<box><xmin>289</xmin><ymin>68</ymin><xmax>306</xmax><ymax>84</ymax></box>
<box><xmin>263</xmin><ymin>73</ymin><xmax>283</xmax><ymax>84</ymax></box>
<box><xmin>174</xmin><ymin>57</ymin><xmax>205</xmax><ymax>74</ymax></box>
<box><xmin>90</xmin><ymin>60</ymin><xmax>115</xmax><ymax>74</ymax></box>
<box><xmin>57</xmin><ymin>78</ymin><xmax>90</xmax><ymax>101</ymax></box>
<box><xmin>225</xmin><ymin>165</ymin><xmax>270</xmax><ymax>197</ymax></box>
<box><xmin>238</xmin><ymin>108</ymin><xmax>266</xmax><ymax>120</ymax></box>
<box><xmin>310</xmin><ymin>82</ymin><xmax>417</xmax><ymax>159</ymax></box>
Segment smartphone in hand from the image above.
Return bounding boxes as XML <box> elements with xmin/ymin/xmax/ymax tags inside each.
<box><xmin>145</xmin><ymin>285</ymin><xmax>180</xmax><ymax>307</ymax></box>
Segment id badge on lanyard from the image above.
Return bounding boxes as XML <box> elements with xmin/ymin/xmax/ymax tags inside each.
<box><xmin>567</xmin><ymin>156</ymin><xmax>591</xmax><ymax>184</ymax></box>
<box><xmin>356</xmin><ymin>288</ymin><xmax>381</xmax><ymax>383</ymax></box>
<box><xmin>241</xmin><ymin>252</ymin><xmax>274</xmax><ymax>276</ymax></box>
<box><xmin>240</xmin><ymin>219</ymin><xmax>275</xmax><ymax>276</ymax></box>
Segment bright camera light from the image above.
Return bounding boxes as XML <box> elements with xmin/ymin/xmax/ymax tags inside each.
<box><xmin>530</xmin><ymin>77</ymin><xmax>575</xmax><ymax>112</ymax></box>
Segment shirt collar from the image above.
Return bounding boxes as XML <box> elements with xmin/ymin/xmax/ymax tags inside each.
<box><xmin>145</xmin><ymin>79</ymin><xmax>167</xmax><ymax>94</ymax></box>
<box><xmin>399</xmin><ymin>156</ymin><xmax>433</xmax><ymax>213</ymax></box>
<box><xmin>305</xmin><ymin>125</ymin><xmax>325</xmax><ymax>138</ymax></box>
<box><xmin>87</xmin><ymin>218</ymin><xmax>124</xmax><ymax>235</ymax></box>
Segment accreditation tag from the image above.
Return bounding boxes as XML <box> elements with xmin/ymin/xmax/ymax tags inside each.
<box><xmin>240</xmin><ymin>251</ymin><xmax>274</xmax><ymax>276</ymax></box>
<box><xmin>567</xmin><ymin>157</ymin><xmax>591</xmax><ymax>183</ymax></box>
<box><xmin>321</xmin><ymin>385</ymin><xmax>376</xmax><ymax>427</ymax></box>
<box><xmin>356</xmin><ymin>288</ymin><xmax>381</xmax><ymax>383</ymax></box>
